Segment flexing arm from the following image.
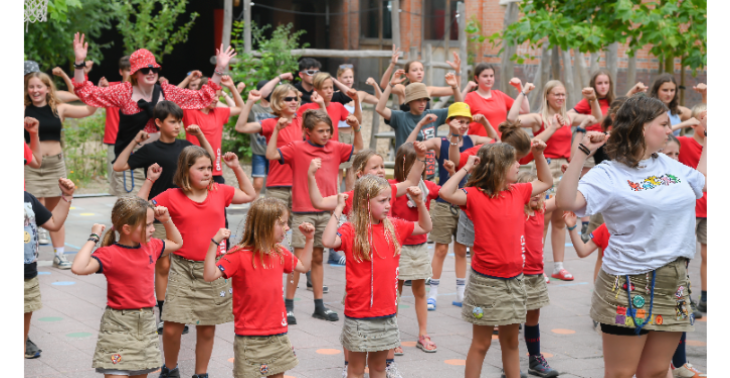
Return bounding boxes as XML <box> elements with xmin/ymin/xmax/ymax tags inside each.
<box><xmin>24</xmin><ymin>117</ymin><xmax>42</xmax><ymax>168</ymax></box>
<box><xmin>186</xmin><ymin>125</ymin><xmax>216</xmax><ymax>161</ymax></box>
<box><xmin>693</xmin><ymin>83</ymin><xmax>707</xmax><ymax>104</ymax></box>
<box><xmin>52</xmin><ymin>67</ymin><xmax>75</xmax><ymax>94</ymax></box>
<box><xmin>137</xmin><ymin>164</ymin><xmax>162</xmax><ymax>201</ymax></box>
<box><xmin>209</xmin><ymin>44</ymin><xmax>237</xmax><ymax>86</ymax></box>
<box><xmin>507</xmin><ymin>83</ymin><xmax>541</xmax><ymax>130</ymax></box>
<box><xmin>405</xmin><ymin>114</ymin><xmax>438</xmax><ymax>144</ymax></box>
<box><xmin>178</xmin><ymin>70</ymin><xmax>201</xmax><ymax>89</ymax></box>
<box><xmin>234</xmin><ymin>90</ymin><xmax>264</xmax><ymax>134</ymax></box>
<box><xmin>222</xmin><ymin>152</ymin><xmax>257</xmax><ymax>204</ymax></box>
<box><xmin>294</xmin><ymin>223</ymin><xmax>315</xmax><ymax>273</ymax></box>
<box><xmin>265</xmin><ymin>118</ymin><xmax>289</xmax><ymax>161</ymax></box>
<box><xmin>697</xmin><ymin>112</ymin><xmax>707</xmax><ymax>192</ymax></box>
<box><xmin>555</xmin><ymin>131</ymin><xmax>608</xmax><ymax>210</ymax></box>
<box><xmin>40</xmin><ymin>178</ymin><xmax>75</xmax><ymax>231</ymax></box>
<box><xmin>322</xmin><ymin>194</ymin><xmax>347</xmax><ymax>249</ymax></box>
<box><xmin>220</xmin><ymin>76</ymin><xmax>245</xmax><ymax>115</ymax></box>
<box><xmin>563</xmin><ymin>211</ymin><xmax>599</xmax><ymax>258</ymax></box>
<box><xmin>394</xmin><ymin>141</ymin><xmax>427</xmax><ymax>196</ymax></box>
<box><xmin>531</xmin><ymin>139</ymin><xmax>553</xmax><ymax>195</ymax></box>
<box><xmin>471</xmin><ymin>114</ymin><xmax>499</xmax><ymax>140</ymax></box>
<box><xmin>58</xmin><ymin>103</ymin><xmax>98</xmax><ymax>120</ymax></box>
<box><xmin>203</xmin><ymin>228</ymin><xmax>231</xmax><ymax>282</ymax></box>
<box><xmin>408</xmin><ymin>187</ymin><xmax>433</xmax><ymax>235</ymax></box>
<box><xmin>439</xmin><ymin>155</ymin><xmax>478</xmax><ymax>206</ymax></box>
<box><xmin>113</xmin><ymin>130</ymin><xmax>148</xmax><ymax>172</ymax></box>
<box><xmin>70</xmin><ymin>224</ymin><xmax>104</xmax><ymax>275</ymax></box>
<box><xmin>308</xmin><ymin>158</ymin><xmax>337</xmax><ymax>211</ymax></box>
<box><xmin>154</xmin><ymin>206</ymin><xmax>183</xmax><ymax>255</ymax></box>
<box><xmin>363</xmin><ymin>77</ymin><xmax>382</xmax><ymax>104</ymax></box>
<box><xmin>377</xmin><ymin>69</ymin><xmax>407</xmax><ymax>121</ymax></box>
<box><xmin>379</xmin><ymin>44</ymin><xmax>400</xmax><ymax>89</ymax></box>
<box><xmin>260</xmin><ymin>73</ymin><xmax>294</xmax><ymax>99</ymax></box>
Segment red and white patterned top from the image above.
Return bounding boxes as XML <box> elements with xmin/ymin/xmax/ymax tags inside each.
<box><xmin>72</xmin><ymin>80</ymin><xmax>222</xmax><ymax>133</ymax></box>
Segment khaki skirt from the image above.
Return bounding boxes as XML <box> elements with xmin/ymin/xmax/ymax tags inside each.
<box><xmin>340</xmin><ymin>316</ymin><xmax>400</xmax><ymax>353</ymax></box>
<box><xmin>461</xmin><ymin>270</ymin><xmax>527</xmax><ymax>326</ymax></box>
<box><xmin>398</xmin><ymin>243</ymin><xmax>432</xmax><ymax>281</ymax></box>
<box><xmin>92</xmin><ymin>307</ymin><xmax>161</xmax><ymax>373</ymax></box>
<box><xmin>591</xmin><ymin>258</ymin><xmax>694</xmax><ymax>333</ymax></box>
<box><xmin>524</xmin><ymin>274</ymin><xmax>550</xmax><ymax>311</ymax></box>
<box><xmin>24</xmin><ymin>276</ymin><xmax>42</xmax><ymax>313</ymax></box>
<box><xmin>24</xmin><ymin>153</ymin><xmax>66</xmax><ymax>198</ymax></box>
<box><xmin>162</xmin><ymin>254</ymin><xmax>234</xmax><ymax>326</ymax></box>
<box><xmin>233</xmin><ymin>334</ymin><xmax>298</xmax><ymax>378</ymax></box>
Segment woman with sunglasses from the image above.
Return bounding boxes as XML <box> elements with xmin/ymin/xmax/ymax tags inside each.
<box><xmin>70</xmin><ymin>33</ymin><xmax>236</xmax><ymax>164</ymax></box>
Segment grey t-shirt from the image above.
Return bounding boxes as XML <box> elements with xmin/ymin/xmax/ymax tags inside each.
<box><xmin>249</xmin><ymin>103</ymin><xmax>277</xmax><ymax>156</ymax></box>
<box><xmin>388</xmin><ymin>108</ymin><xmax>449</xmax><ymax>149</ymax></box>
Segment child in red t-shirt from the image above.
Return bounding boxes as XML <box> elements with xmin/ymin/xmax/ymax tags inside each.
<box><xmin>147</xmin><ymin>146</ymin><xmax>256</xmax><ymax>378</ymax></box>
<box><xmin>297</xmin><ymin>72</ymin><xmax>361</xmax><ymax>141</ymax></box>
<box><xmin>323</xmin><ymin>175</ymin><xmax>432</xmax><ymax>378</ymax></box>
<box><xmin>203</xmin><ymin>198</ymin><xmax>315</xmax><ymax>378</ymax></box>
<box><xmin>390</xmin><ymin>142</ymin><xmax>441</xmax><ymax>354</ymax></box>
<box><xmin>267</xmin><ymin>109</ymin><xmax>362</xmax><ymax>324</ymax></box>
<box><xmin>563</xmin><ymin>212</ymin><xmax>610</xmax><ymax>283</ymax></box>
<box><xmin>439</xmin><ymin>139</ymin><xmax>553</xmax><ymax>378</ymax></box>
<box><xmin>516</xmin><ymin>172</ymin><xmax>559</xmax><ymax>376</ymax></box>
<box><xmin>70</xmin><ymin>197</ymin><xmax>184</xmax><ymax>376</ymax></box>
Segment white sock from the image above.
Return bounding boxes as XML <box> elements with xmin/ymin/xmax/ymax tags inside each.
<box><xmin>429</xmin><ymin>279</ymin><xmax>440</xmax><ymax>299</ymax></box>
<box><xmin>54</xmin><ymin>247</ymin><xmax>65</xmax><ymax>258</ymax></box>
<box><xmin>456</xmin><ymin>278</ymin><xmax>466</xmax><ymax>302</ymax></box>
<box><xmin>553</xmin><ymin>262</ymin><xmax>564</xmax><ymax>274</ymax></box>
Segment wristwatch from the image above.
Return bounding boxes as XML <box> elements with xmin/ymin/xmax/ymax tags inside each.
<box><xmin>576</xmin><ymin>127</ymin><xmax>587</xmax><ymax>134</ymax></box>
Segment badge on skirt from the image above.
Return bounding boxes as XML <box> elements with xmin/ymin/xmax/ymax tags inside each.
<box><xmin>472</xmin><ymin>307</ymin><xmax>483</xmax><ymax>319</ymax></box>
<box><xmin>111</xmin><ymin>354</ymin><xmax>121</xmax><ymax>364</ymax></box>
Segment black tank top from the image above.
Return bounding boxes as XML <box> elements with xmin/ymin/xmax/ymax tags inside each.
<box><xmin>25</xmin><ymin>104</ymin><xmax>63</xmax><ymax>143</ymax></box>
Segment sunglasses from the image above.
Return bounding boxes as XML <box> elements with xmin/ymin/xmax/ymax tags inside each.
<box><xmin>283</xmin><ymin>96</ymin><xmax>298</xmax><ymax>102</ymax></box>
<box><xmin>339</xmin><ymin>64</ymin><xmax>353</xmax><ymax>69</ymax></box>
<box><xmin>302</xmin><ymin>70</ymin><xmax>320</xmax><ymax>76</ymax></box>
<box><xmin>139</xmin><ymin>67</ymin><xmax>160</xmax><ymax>75</ymax></box>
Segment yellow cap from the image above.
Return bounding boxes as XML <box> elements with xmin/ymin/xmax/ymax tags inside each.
<box><xmin>447</xmin><ymin>102</ymin><xmax>472</xmax><ymax>121</ymax></box>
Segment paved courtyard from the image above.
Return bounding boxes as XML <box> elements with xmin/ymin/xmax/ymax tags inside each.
<box><xmin>24</xmin><ymin>195</ymin><xmax>707</xmax><ymax>378</ymax></box>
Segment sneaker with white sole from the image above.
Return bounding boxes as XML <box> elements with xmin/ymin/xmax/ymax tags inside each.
<box><xmin>38</xmin><ymin>228</ymin><xmax>50</xmax><ymax>245</ymax></box>
<box><xmin>385</xmin><ymin>362</ymin><xmax>403</xmax><ymax>378</ymax></box>
<box><xmin>53</xmin><ymin>254</ymin><xmax>72</xmax><ymax>270</ymax></box>
<box><xmin>528</xmin><ymin>354</ymin><xmax>559</xmax><ymax>377</ymax></box>
<box><xmin>25</xmin><ymin>338</ymin><xmax>41</xmax><ymax>359</ymax></box>
<box><xmin>672</xmin><ymin>362</ymin><xmax>707</xmax><ymax>377</ymax></box>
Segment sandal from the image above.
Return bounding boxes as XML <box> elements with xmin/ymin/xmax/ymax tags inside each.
<box><xmin>427</xmin><ymin>297</ymin><xmax>437</xmax><ymax>311</ymax></box>
<box><xmin>416</xmin><ymin>335</ymin><xmax>437</xmax><ymax>353</ymax></box>
<box><xmin>394</xmin><ymin>345</ymin><xmax>404</xmax><ymax>356</ymax></box>
<box><xmin>551</xmin><ymin>268</ymin><xmax>574</xmax><ymax>281</ymax></box>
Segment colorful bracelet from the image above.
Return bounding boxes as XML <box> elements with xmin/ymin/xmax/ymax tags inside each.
<box><xmin>567</xmin><ymin>224</ymin><xmax>577</xmax><ymax>231</ymax></box>
<box><xmin>146</xmin><ymin>178</ymin><xmax>156</xmax><ymax>183</ymax></box>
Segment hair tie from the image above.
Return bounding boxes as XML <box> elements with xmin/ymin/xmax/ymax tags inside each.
<box><xmin>109</xmin><ymin>226</ymin><xmax>115</xmax><ymax>231</ymax></box>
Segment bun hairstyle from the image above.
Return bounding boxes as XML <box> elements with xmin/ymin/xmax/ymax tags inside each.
<box><xmin>498</xmin><ymin>119</ymin><xmax>532</xmax><ymax>159</ymax></box>
<box><xmin>605</xmin><ymin>95</ymin><xmax>668</xmax><ymax>168</ymax></box>
<box><xmin>102</xmin><ymin>197</ymin><xmax>154</xmax><ymax>247</ymax></box>
<box><xmin>236</xmin><ymin>197</ymin><xmax>290</xmax><ymax>269</ymax></box>
<box><xmin>302</xmin><ymin>109</ymin><xmax>333</xmax><ymax>135</ymax></box>
<box><xmin>465</xmin><ymin>143</ymin><xmax>517</xmax><ymax>198</ymax></box>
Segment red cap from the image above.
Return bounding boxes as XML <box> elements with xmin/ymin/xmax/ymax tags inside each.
<box><xmin>129</xmin><ymin>49</ymin><xmax>160</xmax><ymax>74</ymax></box>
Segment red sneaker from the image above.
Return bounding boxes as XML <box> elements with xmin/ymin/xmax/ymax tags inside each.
<box><xmin>551</xmin><ymin>269</ymin><xmax>574</xmax><ymax>281</ymax></box>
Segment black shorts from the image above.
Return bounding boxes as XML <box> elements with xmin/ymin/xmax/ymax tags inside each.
<box><xmin>600</xmin><ymin>323</ymin><xmax>649</xmax><ymax>336</ymax></box>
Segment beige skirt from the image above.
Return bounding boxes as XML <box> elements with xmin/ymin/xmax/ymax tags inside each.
<box><xmin>24</xmin><ymin>276</ymin><xmax>42</xmax><ymax>313</ymax></box>
<box><xmin>524</xmin><ymin>274</ymin><xmax>550</xmax><ymax>311</ymax></box>
<box><xmin>92</xmin><ymin>307</ymin><xmax>161</xmax><ymax>372</ymax></box>
<box><xmin>461</xmin><ymin>271</ymin><xmax>527</xmax><ymax>326</ymax></box>
<box><xmin>398</xmin><ymin>243</ymin><xmax>432</xmax><ymax>281</ymax></box>
<box><xmin>340</xmin><ymin>316</ymin><xmax>400</xmax><ymax>353</ymax></box>
<box><xmin>233</xmin><ymin>334</ymin><xmax>298</xmax><ymax>378</ymax></box>
<box><xmin>24</xmin><ymin>153</ymin><xmax>66</xmax><ymax>198</ymax></box>
<box><xmin>162</xmin><ymin>254</ymin><xmax>234</xmax><ymax>326</ymax></box>
<box><xmin>591</xmin><ymin>258</ymin><xmax>694</xmax><ymax>333</ymax></box>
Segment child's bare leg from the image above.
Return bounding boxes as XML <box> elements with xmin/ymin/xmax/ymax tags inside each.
<box><xmin>465</xmin><ymin>324</ymin><xmax>493</xmax><ymax>378</ymax></box>
<box><xmin>498</xmin><ymin>324</ymin><xmax>521</xmax><ymax>378</ymax></box>
<box><xmin>366</xmin><ymin>350</ymin><xmax>389</xmax><ymax>378</ymax></box>
<box><xmin>194</xmin><ymin>325</ymin><xmax>216</xmax><ymax>374</ymax></box>
<box><xmin>161</xmin><ymin>321</ymin><xmax>186</xmax><ymax>369</ymax></box>
<box><xmin>348</xmin><ymin>351</ymin><xmax>368</xmax><ymax>378</ymax></box>
<box><xmin>412</xmin><ymin>279</ymin><xmax>429</xmax><ymax>336</ymax></box>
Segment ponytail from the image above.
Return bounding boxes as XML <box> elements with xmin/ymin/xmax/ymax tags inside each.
<box><xmin>101</xmin><ymin>227</ymin><xmax>117</xmax><ymax>247</ymax></box>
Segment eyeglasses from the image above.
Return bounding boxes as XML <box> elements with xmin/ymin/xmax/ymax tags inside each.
<box><xmin>339</xmin><ymin>64</ymin><xmax>353</xmax><ymax>69</ymax></box>
<box><xmin>283</xmin><ymin>96</ymin><xmax>298</xmax><ymax>102</ymax></box>
<box><xmin>139</xmin><ymin>67</ymin><xmax>160</xmax><ymax>75</ymax></box>
<box><xmin>303</xmin><ymin>70</ymin><xmax>320</xmax><ymax>76</ymax></box>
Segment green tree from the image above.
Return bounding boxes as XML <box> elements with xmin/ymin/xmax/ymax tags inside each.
<box><xmin>483</xmin><ymin>0</ymin><xmax>706</xmax><ymax>72</ymax></box>
<box><xmin>222</xmin><ymin>21</ymin><xmax>308</xmax><ymax>157</ymax></box>
<box><xmin>113</xmin><ymin>0</ymin><xmax>199</xmax><ymax>62</ymax></box>
<box><xmin>24</xmin><ymin>0</ymin><xmax>115</xmax><ymax>71</ymax></box>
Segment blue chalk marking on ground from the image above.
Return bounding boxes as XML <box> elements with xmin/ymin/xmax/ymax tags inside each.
<box><xmin>52</xmin><ymin>281</ymin><xmax>76</xmax><ymax>286</ymax></box>
<box><xmin>37</xmin><ymin>271</ymin><xmax>50</xmax><ymax>275</ymax></box>
<box><xmin>565</xmin><ymin>243</ymin><xmax>573</xmax><ymax>247</ymax></box>
<box><xmin>64</xmin><ymin>243</ymin><xmax>81</xmax><ymax>251</ymax></box>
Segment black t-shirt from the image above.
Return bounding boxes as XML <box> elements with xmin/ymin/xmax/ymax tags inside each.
<box><xmin>294</xmin><ymin>82</ymin><xmax>313</xmax><ymax>104</ymax></box>
<box><xmin>331</xmin><ymin>91</ymin><xmax>353</xmax><ymax>105</ymax></box>
<box><xmin>25</xmin><ymin>191</ymin><xmax>52</xmax><ymax>279</ymax></box>
<box><xmin>128</xmin><ymin>139</ymin><xmax>193</xmax><ymax>203</ymax></box>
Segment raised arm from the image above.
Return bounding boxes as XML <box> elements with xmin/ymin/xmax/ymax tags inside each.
<box><xmin>220</xmin><ymin>76</ymin><xmax>245</xmax><ymax>115</ymax></box>
<box><xmin>40</xmin><ymin>178</ymin><xmax>75</xmax><ymax>231</ymax></box>
<box><xmin>222</xmin><ymin>152</ymin><xmax>257</xmax><ymax>204</ymax></box>
<box><xmin>209</xmin><ymin>44</ymin><xmax>236</xmax><ymax>86</ymax></box>
<box><xmin>259</xmin><ymin>73</ymin><xmax>293</xmax><ymax>99</ymax></box>
<box><xmin>697</xmin><ymin>111</ymin><xmax>707</xmax><ymax>192</ymax></box>
<box><xmin>203</xmin><ymin>228</ymin><xmax>231</xmax><ymax>282</ymax></box>
<box><xmin>394</xmin><ymin>141</ymin><xmax>427</xmax><ymax>196</ymax></box>
<box><xmin>471</xmin><ymin>114</ymin><xmax>499</xmax><ymax>141</ymax></box>
<box><xmin>563</xmin><ymin>211</ymin><xmax>599</xmax><ymax>258</ymax></box>
<box><xmin>308</xmin><ymin>158</ymin><xmax>338</xmax><ymax>211</ymax></box>
<box><xmin>439</xmin><ymin>155</ymin><xmax>479</xmax><ymax>206</ymax></box>
<box><xmin>555</xmin><ymin>131</ymin><xmax>607</xmax><ymax>211</ymax></box>
<box><xmin>234</xmin><ymin>90</ymin><xmax>264</xmax><ymax>134</ymax></box>
<box><xmin>461</xmin><ymin>81</ymin><xmax>477</xmax><ymax>101</ymax></box>
<box><xmin>322</xmin><ymin>194</ymin><xmax>347</xmax><ymax>249</ymax></box>
<box><xmin>508</xmin><ymin>78</ymin><xmax>530</xmax><ymax>114</ymax></box>
<box><xmin>408</xmin><ymin>186</ymin><xmax>433</xmax><ymax>235</ymax></box>
<box><xmin>582</xmin><ymin>87</ymin><xmax>604</xmax><ymax>124</ymax></box>
<box><xmin>113</xmin><ymin>130</ymin><xmax>148</xmax><ymax>172</ymax></box>
<box><xmin>693</xmin><ymin>83</ymin><xmax>707</xmax><ymax>104</ymax></box>
<box><xmin>626</xmin><ymin>82</ymin><xmax>648</xmax><ymax>97</ymax></box>
<box><xmin>70</xmin><ymin>223</ymin><xmax>104</xmax><ymax>275</ymax></box>
<box><xmin>265</xmin><ymin>118</ymin><xmax>289</xmax><ymax>161</ymax></box>
<box><xmin>405</xmin><ymin>113</ymin><xmax>438</xmax><ymax>143</ymax></box>
<box><xmin>346</xmin><ymin>115</ymin><xmax>364</xmax><ymax>153</ymax></box>
<box><xmin>154</xmin><ymin>206</ymin><xmax>183</xmax><ymax>255</ymax></box>
<box><xmin>530</xmin><ymin>139</ymin><xmax>553</xmax><ymax>195</ymax></box>
<box><xmin>507</xmin><ymin>83</ymin><xmax>541</xmax><ymax>130</ymax></box>
<box><xmin>72</xmin><ymin>33</ymin><xmax>88</xmax><ymax>84</ymax></box>
<box><xmin>58</xmin><ymin>103</ymin><xmax>98</xmax><ymax>120</ymax></box>
<box><xmin>52</xmin><ymin>67</ymin><xmax>75</xmax><ymax>94</ymax></box>
<box><xmin>379</xmin><ymin>44</ymin><xmax>400</xmax><ymax>89</ymax></box>
<box><xmin>24</xmin><ymin>117</ymin><xmax>42</xmax><ymax>168</ymax></box>
<box><xmin>345</xmin><ymin>88</ymin><xmax>363</xmax><ymax>124</ymax></box>
<box><xmin>363</xmin><ymin>77</ymin><xmax>383</xmax><ymax>104</ymax></box>
<box><xmin>186</xmin><ymin>125</ymin><xmax>216</xmax><ymax>161</ymax></box>
<box><xmin>178</xmin><ymin>70</ymin><xmax>202</xmax><ymax>89</ymax></box>
<box><xmin>137</xmin><ymin>164</ymin><xmax>163</xmax><ymax>201</ymax></box>
<box><xmin>569</xmin><ymin>116</ymin><xmax>598</xmax><ymax>158</ymax></box>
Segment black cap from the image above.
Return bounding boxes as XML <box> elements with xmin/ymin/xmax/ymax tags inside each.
<box><xmin>256</xmin><ymin>80</ymin><xmax>269</xmax><ymax>90</ymax></box>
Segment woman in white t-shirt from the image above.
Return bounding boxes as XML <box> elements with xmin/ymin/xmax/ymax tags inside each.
<box><xmin>555</xmin><ymin>95</ymin><xmax>707</xmax><ymax>378</ymax></box>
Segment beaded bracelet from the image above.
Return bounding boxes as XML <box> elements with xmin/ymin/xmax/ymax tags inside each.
<box><xmin>211</xmin><ymin>238</ymin><xmax>220</xmax><ymax>246</ymax></box>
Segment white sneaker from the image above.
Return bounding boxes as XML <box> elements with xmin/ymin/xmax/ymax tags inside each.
<box><xmin>53</xmin><ymin>254</ymin><xmax>72</xmax><ymax>270</ymax></box>
<box><xmin>386</xmin><ymin>362</ymin><xmax>403</xmax><ymax>378</ymax></box>
<box><xmin>38</xmin><ymin>228</ymin><xmax>50</xmax><ymax>245</ymax></box>
<box><xmin>342</xmin><ymin>365</ymin><xmax>347</xmax><ymax>378</ymax></box>
<box><xmin>672</xmin><ymin>362</ymin><xmax>707</xmax><ymax>377</ymax></box>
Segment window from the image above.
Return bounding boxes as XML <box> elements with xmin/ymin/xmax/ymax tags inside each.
<box><xmin>360</xmin><ymin>0</ymin><xmax>392</xmax><ymax>39</ymax></box>
<box><xmin>423</xmin><ymin>0</ymin><xmax>459</xmax><ymax>41</ymax></box>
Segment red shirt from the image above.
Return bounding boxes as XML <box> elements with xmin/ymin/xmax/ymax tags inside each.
<box><xmin>24</xmin><ymin>142</ymin><xmax>32</xmax><ymax>166</ymax></box>
<box><xmin>279</xmin><ymin>140</ymin><xmax>353</xmax><ymax>213</ymax></box>
<box><xmin>590</xmin><ymin>223</ymin><xmax>610</xmax><ymax>251</ymax></box>
<box><xmin>342</xmin><ymin>184</ymin><xmax>399</xmax><ymax>219</ymax></box>
<box><xmin>388</xmin><ymin>179</ymin><xmax>440</xmax><ymax>245</ymax></box>
<box><xmin>460</xmin><ymin>183</ymin><xmax>533</xmax><ymax>278</ymax></box>
<box><xmin>183</xmin><ymin>107</ymin><xmax>231</xmax><ymax>176</ymax></box>
<box><xmin>260</xmin><ymin>117</ymin><xmax>303</xmax><ymax>188</ymax></box>
<box><xmin>73</xmin><ymin>80</ymin><xmax>221</xmax><ymax>134</ymax></box>
<box><xmin>536</xmin><ymin>115</ymin><xmax>572</xmax><ymax>159</ymax></box>
<box><xmin>217</xmin><ymin>245</ymin><xmax>297</xmax><ymax>336</ymax></box>
<box><xmin>102</xmin><ymin>81</ymin><xmax>122</xmax><ymax>145</ymax></box>
<box><xmin>523</xmin><ymin>207</ymin><xmax>546</xmax><ymax>275</ymax></box>
<box><xmin>457</xmin><ymin>145</ymin><xmax>483</xmax><ymax>170</ymax></box>
<box><xmin>338</xmin><ymin>218</ymin><xmax>415</xmax><ymax>318</ymax></box>
<box><xmin>92</xmin><ymin>238</ymin><xmax>165</xmax><ymax>310</ymax></box>
<box><xmin>151</xmin><ymin>185</ymin><xmax>235</xmax><ymax>261</ymax></box>
<box><xmin>572</xmin><ymin>98</ymin><xmax>609</xmax><ymax>132</ymax></box>
<box><xmin>677</xmin><ymin>136</ymin><xmax>707</xmax><ymax>218</ymax></box>
<box><xmin>464</xmin><ymin>90</ymin><xmax>515</xmax><ymax>137</ymax></box>
<box><xmin>297</xmin><ymin>102</ymin><xmax>348</xmax><ymax>141</ymax></box>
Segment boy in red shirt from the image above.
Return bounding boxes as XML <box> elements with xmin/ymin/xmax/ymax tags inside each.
<box><xmin>204</xmin><ymin>199</ymin><xmax>315</xmax><ymax>378</ymax></box>
<box><xmin>267</xmin><ymin>109</ymin><xmax>362</xmax><ymax>324</ymax></box>
<box><xmin>323</xmin><ymin>176</ymin><xmax>432</xmax><ymax>378</ymax></box>
<box><xmin>296</xmin><ymin>72</ymin><xmax>361</xmax><ymax>141</ymax></box>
